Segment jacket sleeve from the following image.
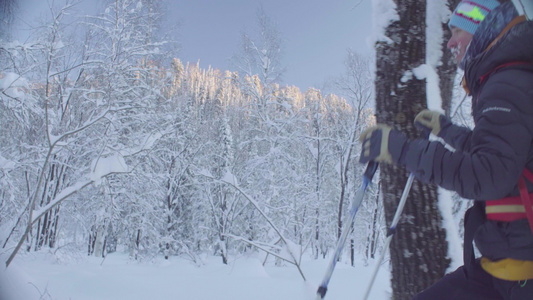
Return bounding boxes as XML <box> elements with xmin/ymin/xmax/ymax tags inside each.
<box><xmin>439</xmin><ymin>123</ymin><xmax>473</xmax><ymax>152</ymax></box>
<box><xmin>401</xmin><ymin>70</ymin><xmax>533</xmax><ymax>200</ymax></box>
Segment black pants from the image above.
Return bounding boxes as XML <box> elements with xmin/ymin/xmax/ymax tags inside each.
<box><xmin>412</xmin><ymin>260</ymin><xmax>533</xmax><ymax>300</ymax></box>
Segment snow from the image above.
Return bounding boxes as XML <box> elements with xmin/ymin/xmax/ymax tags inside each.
<box><xmin>425</xmin><ymin>0</ymin><xmax>465</xmax><ymax>272</ymax></box>
<box><xmin>221</xmin><ymin>170</ymin><xmax>239</xmax><ymax>187</ymax></box>
<box><xmin>437</xmin><ymin>189</ymin><xmax>464</xmax><ymax>272</ymax></box>
<box><xmin>31</xmin><ymin>179</ymin><xmax>93</xmax><ymax>224</ymax></box>
<box><xmin>412</xmin><ymin>64</ymin><xmax>443</xmax><ymax>113</ymax></box>
<box><xmin>0</xmin><ymin>154</ymin><xmax>15</xmax><ymax>171</ymax></box>
<box><xmin>1</xmin><ymin>251</ymin><xmax>391</xmax><ymax>300</ymax></box>
<box><xmin>425</xmin><ymin>0</ymin><xmax>452</xmax><ymax>113</ymax></box>
<box><xmin>0</xmin><ymin>72</ymin><xmax>24</xmax><ymax>91</ymax></box>
<box><xmin>140</xmin><ymin>132</ymin><xmax>163</xmax><ymax>152</ymax></box>
<box><xmin>0</xmin><ymin>72</ymin><xmax>29</xmax><ymax>101</ymax></box>
<box><xmin>90</xmin><ymin>153</ymin><xmax>129</xmax><ymax>184</ymax></box>
<box><xmin>197</xmin><ymin>168</ymin><xmax>213</xmax><ymax>178</ymax></box>
<box><xmin>426</xmin><ymin>1</ymin><xmax>450</xmax><ymax>68</ymax></box>
<box><xmin>370</xmin><ymin>0</ymin><xmax>399</xmax><ymax>46</ymax></box>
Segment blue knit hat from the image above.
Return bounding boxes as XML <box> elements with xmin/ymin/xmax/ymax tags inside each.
<box><xmin>449</xmin><ymin>0</ymin><xmax>501</xmax><ymax>34</ymax></box>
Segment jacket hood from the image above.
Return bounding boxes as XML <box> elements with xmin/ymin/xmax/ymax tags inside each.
<box><xmin>464</xmin><ymin>19</ymin><xmax>533</xmax><ymax>94</ymax></box>
<box><xmin>461</xmin><ymin>2</ymin><xmax>518</xmax><ymax>70</ymax></box>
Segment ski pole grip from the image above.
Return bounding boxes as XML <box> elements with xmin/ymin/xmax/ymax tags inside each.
<box><xmin>364</xmin><ymin>161</ymin><xmax>379</xmax><ymax>181</ymax></box>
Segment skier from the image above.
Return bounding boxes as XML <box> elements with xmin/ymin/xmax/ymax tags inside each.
<box><xmin>359</xmin><ymin>0</ymin><xmax>533</xmax><ymax>299</ymax></box>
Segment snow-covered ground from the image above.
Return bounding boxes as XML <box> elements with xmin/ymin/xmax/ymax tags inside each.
<box><xmin>1</xmin><ymin>251</ymin><xmax>391</xmax><ymax>300</ymax></box>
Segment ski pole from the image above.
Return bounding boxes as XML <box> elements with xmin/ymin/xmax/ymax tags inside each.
<box><xmin>315</xmin><ymin>161</ymin><xmax>379</xmax><ymax>300</ymax></box>
<box><xmin>362</xmin><ymin>172</ymin><xmax>415</xmax><ymax>300</ymax></box>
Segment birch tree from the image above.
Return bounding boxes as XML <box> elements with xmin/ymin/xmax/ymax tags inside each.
<box><xmin>231</xmin><ymin>5</ymin><xmax>285</xmax><ymax>117</ymax></box>
<box><xmin>333</xmin><ymin>50</ymin><xmax>375</xmax><ymax>264</ymax></box>
<box><xmin>2</xmin><ymin>2</ymin><xmax>130</xmax><ymax>267</ymax></box>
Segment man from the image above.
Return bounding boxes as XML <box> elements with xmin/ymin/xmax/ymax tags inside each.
<box><xmin>359</xmin><ymin>0</ymin><xmax>533</xmax><ymax>299</ymax></box>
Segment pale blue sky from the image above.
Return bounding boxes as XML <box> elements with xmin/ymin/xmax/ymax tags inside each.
<box><xmin>12</xmin><ymin>0</ymin><xmax>373</xmax><ymax>91</ymax></box>
<box><xmin>172</xmin><ymin>0</ymin><xmax>373</xmax><ymax>90</ymax></box>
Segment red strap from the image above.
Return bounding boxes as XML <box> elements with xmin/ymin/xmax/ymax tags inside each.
<box><xmin>518</xmin><ymin>169</ymin><xmax>533</xmax><ymax>233</ymax></box>
<box><xmin>486</xmin><ymin>193</ymin><xmax>531</xmax><ymax>222</ymax></box>
<box><xmin>522</xmin><ymin>168</ymin><xmax>533</xmax><ymax>184</ymax></box>
<box><xmin>479</xmin><ymin>61</ymin><xmax>532</xmax><ymax>85</ymax></box>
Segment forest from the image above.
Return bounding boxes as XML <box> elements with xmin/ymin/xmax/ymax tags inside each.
<box><xmin>1</xmin><ymin>0</ymin><xmax>382</xmax><ymax>272</ymax></box>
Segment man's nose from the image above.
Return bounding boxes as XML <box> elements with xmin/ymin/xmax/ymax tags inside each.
<box><xmin>446</xmin><ymin>38</ymin><xmax>454</xmax><ymax>49</ymax></box>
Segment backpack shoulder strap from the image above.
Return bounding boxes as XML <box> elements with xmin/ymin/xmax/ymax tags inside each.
<box><xmin>518</xmin><ymin>168</ymin><xmax>533</xmax><ymax>233</ymax></box>
<box><xmin>522</xmin><ymin>168</ymin><xmax>533</xmax><ymax>184</ymax></box>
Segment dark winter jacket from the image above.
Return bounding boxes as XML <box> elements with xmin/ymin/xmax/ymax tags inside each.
<box><xmin>401</xmin><ymin>3</ymin><xmax>533</xmax><ymax>263</ymax></box>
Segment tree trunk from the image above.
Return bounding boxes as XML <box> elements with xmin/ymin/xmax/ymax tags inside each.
<box><xmin>314</xmin><ymin>208</ymin><xmax>320</xmax><ymax>259</ymax></box>
<box><xmin>35</xmin><ymin>162</ymin><xmax>65</xmax><ymax>251</ymax></box>
<box><xmin>88</xmin><ymin>225</ymin><xmax>96</xmax><ymax>255</ymax></box>
<box><xmin>374</xmin><ymin>1</ymin><xmax>450</xmax><ymax>298</ymax></box>
<box><xmin>366</xmin><ymin>181</ymin><xmax>381</xmax><ymax>261</ymax></box>
<box><xmin>94</xmin><ymin>224</ymin><xmax>106</xmax><ymax>258</ymax></box>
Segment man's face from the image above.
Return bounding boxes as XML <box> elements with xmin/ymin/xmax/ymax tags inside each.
<box><xmin>447</xmin><ymin>26</ymin><xmax>474</xmax><ymax>64</ymax></box>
